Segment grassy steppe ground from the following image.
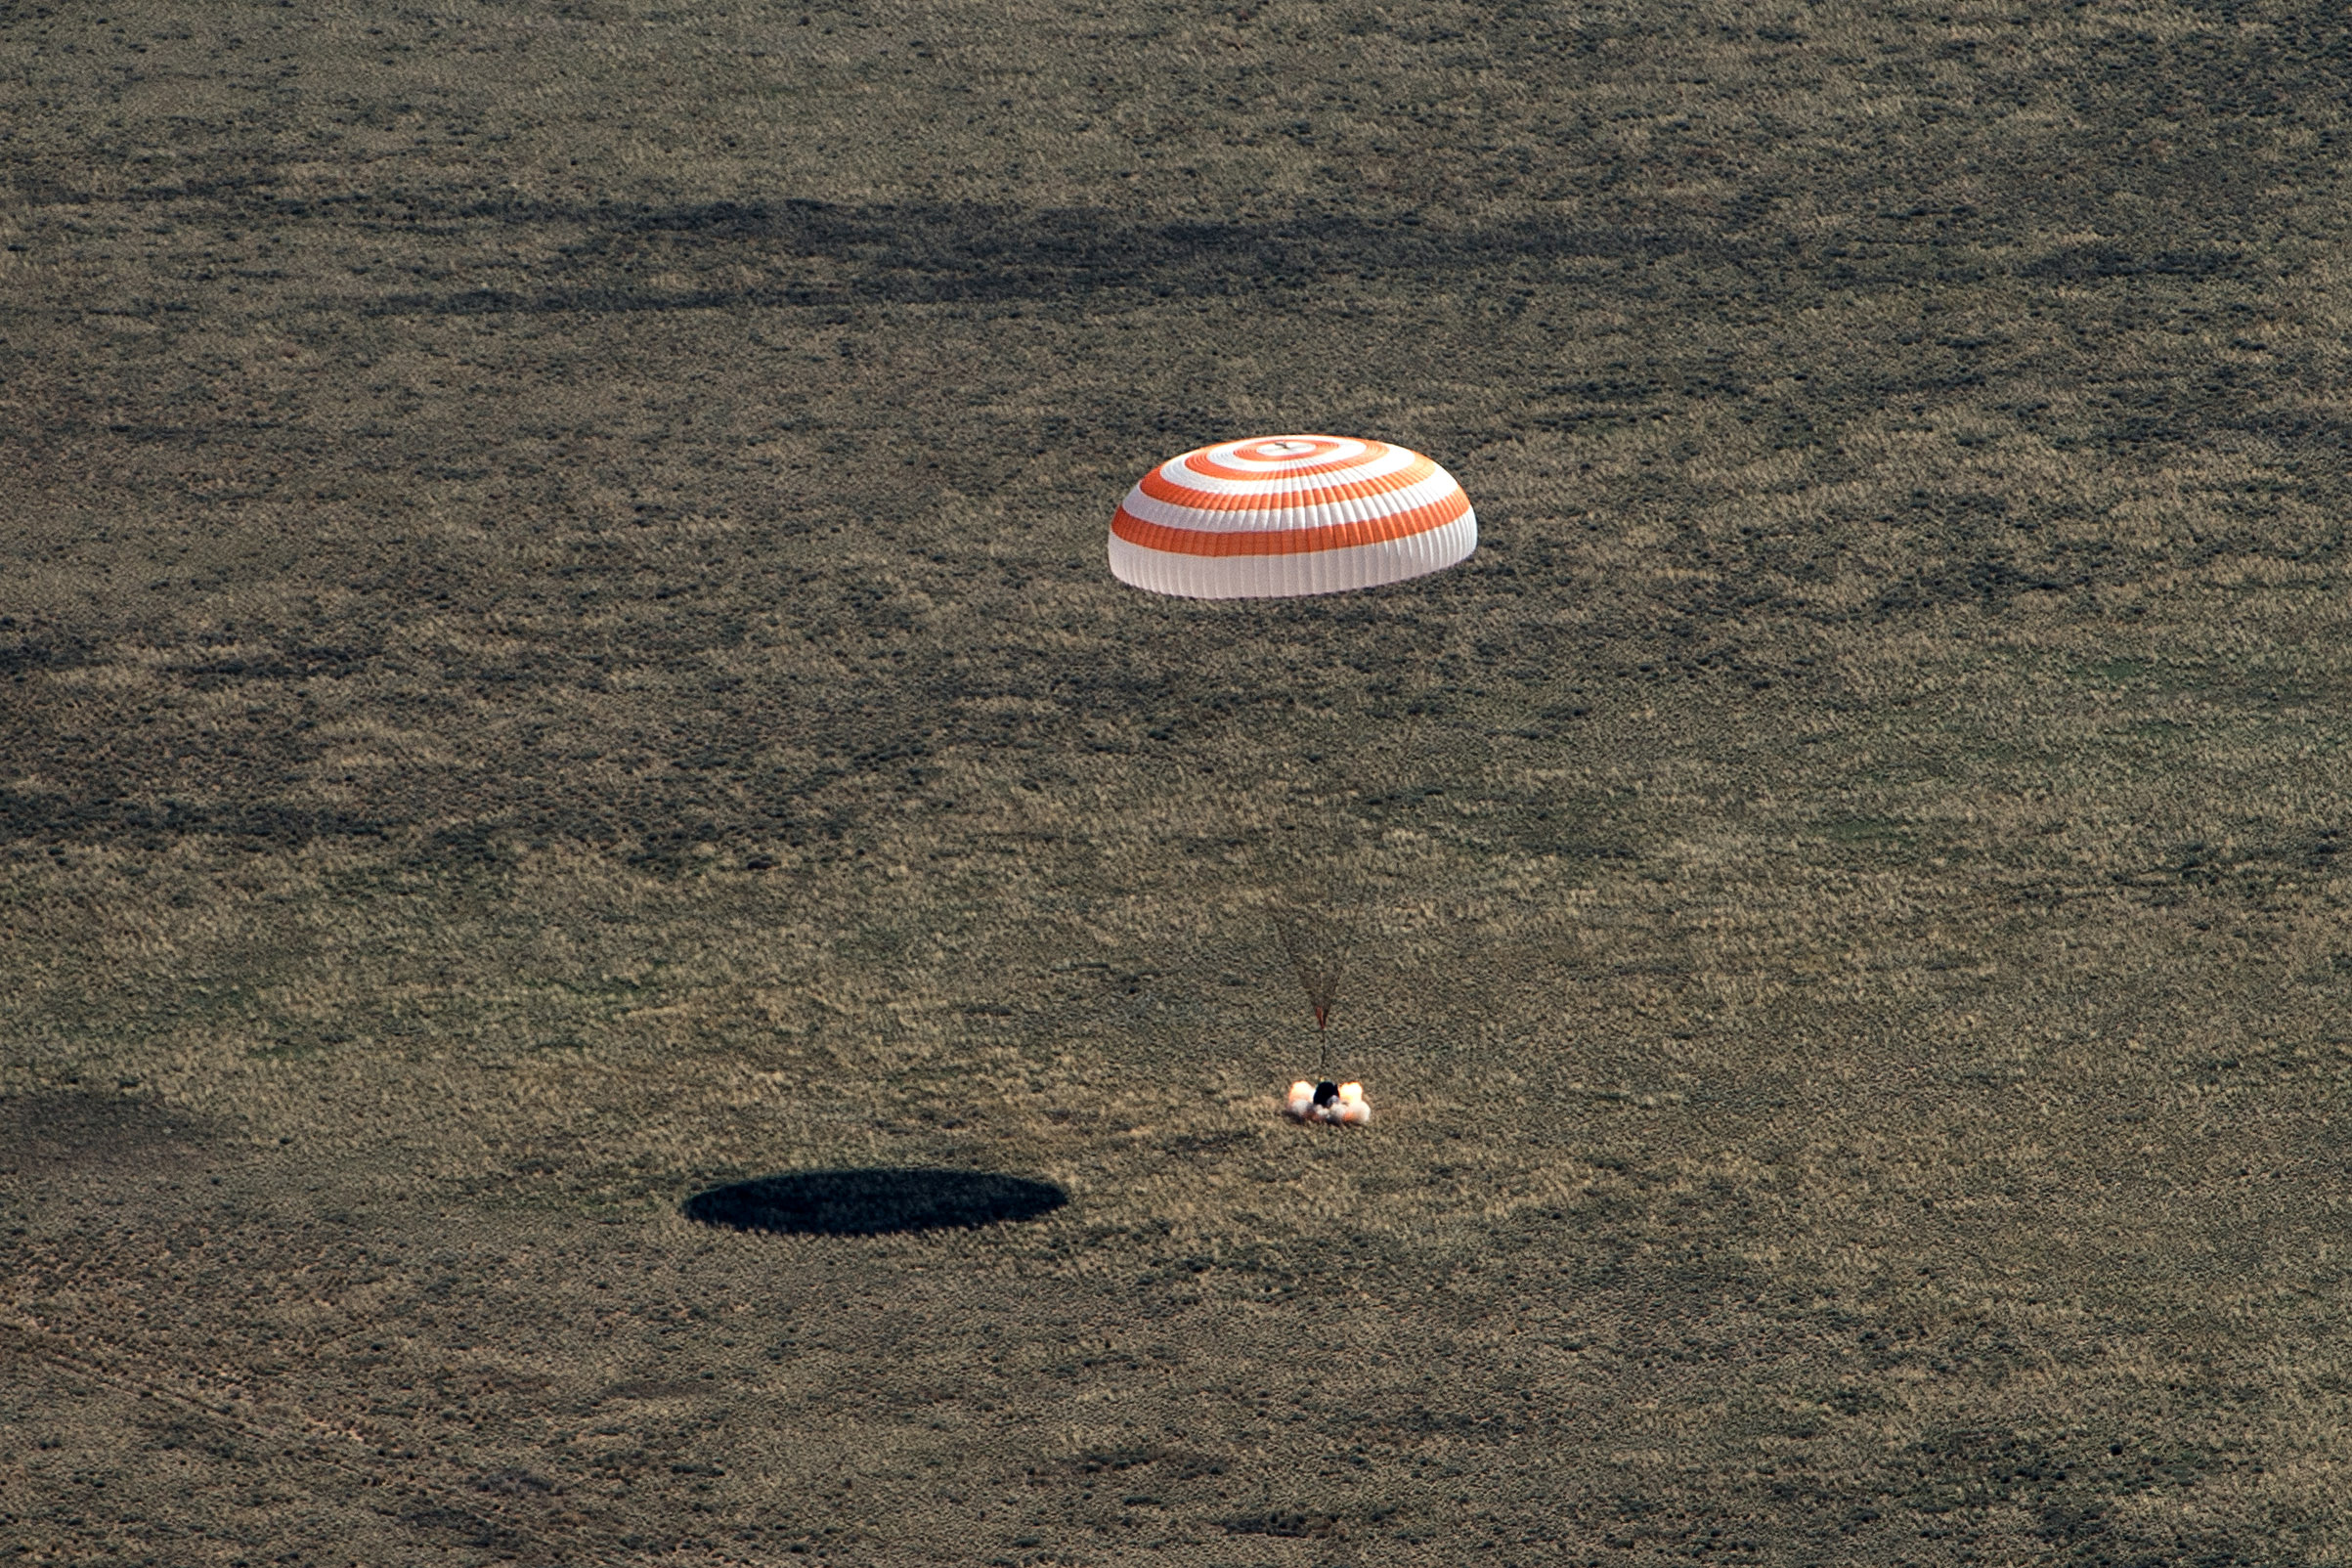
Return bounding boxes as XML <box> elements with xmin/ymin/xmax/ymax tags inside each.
<box><xmin>6</xmin><ymin>0</ymin><xmax>2352</xmax><ymax>1562</ymax></box>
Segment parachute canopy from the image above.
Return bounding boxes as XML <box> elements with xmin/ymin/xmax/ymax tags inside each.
<box><xmin>1109</xmin><ymin>435</ymin><xmax>1476</xmax><ymax>598</ymax></box>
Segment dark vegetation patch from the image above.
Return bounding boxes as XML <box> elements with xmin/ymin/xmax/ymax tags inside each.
<box><xmin>0</xmin><ymin>1090</ymin><xmax>207</xmax><ymax>1175</ymax></box>
<box><xmin>397</xmin><ymin>1501</ymin><xmax>529</xmax><ymax>1554</ymax></box>
<box><xmin>1221</xmin><ymin>1508</ymin><xmax>1344</xmax><ymax>1538</ymax></box>
<box><xmin>0</xmin><ymin>789</ymin><xmax>390</xmax><ymax>850</ymax></box>
<box><xmin>1884</xmin><ymin>1427</ymin><xmax>2293</xmax><ymax>1566</ymax></box>
<box><xmin>167</xmin><ymin>642</ymin><xmax>379</xmax><ymax>687</ymax></box>
<box><xmin>2113</xmin><ymin>830</ymin><xmax>2347</xmax><ymax>904</ymax></box>
<box><xmin>0</xmin><ymin>630</ymin><xmax>93</xmax><ymax>682</ymax></box>
<box><xmin>2019</xmin><ymin>243</ymin><xmax>2244</xmax><ymax>283</ymax></box>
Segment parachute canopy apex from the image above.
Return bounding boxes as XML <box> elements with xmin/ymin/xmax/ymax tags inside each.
<box><xmin>1109</xmin><ymin>435</ymin><xmax>1477</xmax><ymax>599</ymax></box>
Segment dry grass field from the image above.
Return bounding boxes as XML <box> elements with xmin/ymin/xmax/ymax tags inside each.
<box><xmin>6</xmin><ymin>0</ymin><xmax>2352</xmax><ymax>1562</ymax></box>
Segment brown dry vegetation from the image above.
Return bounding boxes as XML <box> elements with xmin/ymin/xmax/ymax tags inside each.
<box><xmin>5</xmin><ymin>0</ymin><xmax>2352</xmax><ymax>1563</ymax></box>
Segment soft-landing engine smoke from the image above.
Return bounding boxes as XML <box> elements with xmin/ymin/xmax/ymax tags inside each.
<box><xmin>1285</xmin><ymin>1080</ymin><xmax>1371</xmax><ymax>1125</ymax></box>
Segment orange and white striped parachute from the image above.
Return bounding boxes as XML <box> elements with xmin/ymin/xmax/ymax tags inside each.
<box><xmin>1109</xmin><ymin>435</ymin><xmax>1476</xmax><ymax>598</ymax></box>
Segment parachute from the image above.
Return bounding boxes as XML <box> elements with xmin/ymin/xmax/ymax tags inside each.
<box><xmin>1108</xmin><ymin>436</ymin><xmax>1465</xmax><ymax>1127</ymax></box>
<box><xmin>1109</xmin><ymin>435</ymin><xmax>1476</xmax><ymax>598</ymax></box>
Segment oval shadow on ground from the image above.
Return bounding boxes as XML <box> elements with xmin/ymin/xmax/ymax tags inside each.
<box><xmin>682</xmin><ymin>1167</ymin><xmax>1067</xmax><ymax>1237</ymax></box>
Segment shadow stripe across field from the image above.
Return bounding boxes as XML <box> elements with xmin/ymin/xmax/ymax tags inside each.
<box><xmin>305</xmin><ymin>199</ymin><xmax>2249</xmax><ymax>316</ymax></box>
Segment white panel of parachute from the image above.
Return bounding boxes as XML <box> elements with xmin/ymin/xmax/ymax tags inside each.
<box><xmin>1109</xmin><ymin>435</ymin><xmax>1476</xmax><ymax>599</ymax></box>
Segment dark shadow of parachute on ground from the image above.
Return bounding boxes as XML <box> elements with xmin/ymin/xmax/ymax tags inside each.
<box><xmin>681</xmin><ymin>1167</ymin><xmax>1067</xmax><ymax>1237</ymax></box>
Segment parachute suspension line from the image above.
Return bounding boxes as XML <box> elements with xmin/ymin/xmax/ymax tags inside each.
<box><xmin>1273</xmin><ymin>900</ymin><xmax>1350</xmax><ymax>1062</ymax></box>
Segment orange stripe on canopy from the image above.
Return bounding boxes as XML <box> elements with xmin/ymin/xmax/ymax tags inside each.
<box><xmin>1111</xmin><ymin>489</ymin><xmax>1470</xmax><ymax>556</ymax></box>
<box><xmin>1138</xmin><ymin>455</ymin><xmax>1439</xmax><ymax>512</ymax></box>
<box><xmin>1180</xmin><ymin>439</ymin><xmax>1389</xmax><ymax>482</ymax></box>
